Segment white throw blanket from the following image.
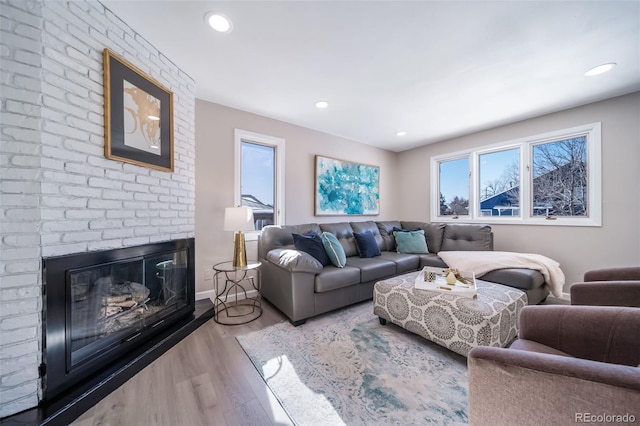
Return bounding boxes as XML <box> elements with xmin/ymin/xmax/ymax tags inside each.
<box><xmin>438</xmin><ymin>251</ymin><xmax>565</xmax><ymax>298</ymax></box>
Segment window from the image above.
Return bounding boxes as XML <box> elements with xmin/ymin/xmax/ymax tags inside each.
<box><xmin>478</xmin><ymin>147</ymin><xmax>520</xmax><ymax>217</ymax></box>
<box><xmin>234</xmin><ymin>129</ymin><xmax>285</xmax><ymax>234</ymax></box>
<box><xmin>531</xmin><ymin>136</ymin><xmax>587</xmax><ymax>217</ymax></box>
<box><xmin>438</xmin><ymin>157</ymin><xmax>470</xmax><ymax>217</ymax></box>
<box><xmin>431</xmin><ymin>123</ymin><xmax>601</xmax><ymax>226</ymax></box>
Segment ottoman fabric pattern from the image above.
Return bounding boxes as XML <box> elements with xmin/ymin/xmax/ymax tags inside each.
<box><xmin>373</xmin><ymin>271</ymin><xmax>527</xmax><ymax>357</ymax></box>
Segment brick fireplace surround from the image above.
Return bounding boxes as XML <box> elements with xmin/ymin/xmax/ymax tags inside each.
<box><xmin>1</xmin><ymin>0</ymin><xmax>198</xmax><ymax>419</ymax></box>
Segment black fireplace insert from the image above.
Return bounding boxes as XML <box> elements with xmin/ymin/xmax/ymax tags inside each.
<box><xmin>42</xmin><ymin>238</ymin><xmax>195</xmax><ymax>402</ymax></box>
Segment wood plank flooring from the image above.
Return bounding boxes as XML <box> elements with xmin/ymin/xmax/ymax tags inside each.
<box><xmin>71</xmin><ymin>300</ymin><xmax>293</xmax><ymax>426</ymax></box>
<box><xmin>70</xmin><ymin>293</ymin><xmax>568</xmax><ymax>426</ymax></box>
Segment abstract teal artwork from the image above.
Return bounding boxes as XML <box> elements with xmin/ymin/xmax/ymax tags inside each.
<box><xmin>315</xmin><ymin>155</ymin><xmax>380</xmax><ymax>215</ymax></box>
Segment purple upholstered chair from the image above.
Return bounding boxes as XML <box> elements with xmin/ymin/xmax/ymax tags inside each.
<box><xmin>467</xmin><ymin>305</ymin><xmax>640</xmax><ymax>426</ymax></box>
<box><xmin>571</xmin><ymin>266</ymin><xmax>640</xmax><ymax>307</ymax></box>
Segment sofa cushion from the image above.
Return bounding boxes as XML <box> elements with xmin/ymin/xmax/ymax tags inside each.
<box><xmin>378</xmin><ymin>252</ymin><xmax>420</xmax><ymax>273</ymax></box>
<box><xmin>510</xmin><ymin>339</ymin><xmax>573</xmax><ymax>358</ymax></box>
<box><xmin>345</xmin><ymin>257</ymin><xmax>396</xmax><ymax>282</ymax></box>
<box><xmin>375</xmin><ymin>221</ymin><xmax>402</xmax><ymax>251</ymax></box>
<box><xmin>315</xmin><ymin>266</ymin><xmax>361</xmax><ymax>293</ymax></box>
<box><xmin>292</xmin><ymin>232</ymin><xmax>331</xmax><ymax>266</ymax></box>
<box><xmin>441</xmin><ymin>224</ymin><xmax>492</xmax><ymax>251</ymax></box>
<box><xmin>401</xmin><ymin>221</ymin><xmax>446</xmax><ymax>253</ymax></box>
<box><xmin>394</xmin><ymin>230</ymin><xmax>429</xmax><ymax>254</ymax></box>
<box><xmin>481</xmin><ymin>268</ymin><xmax>546</xmax><ymax>291</ymax></box>
<box><xmin>320</xmin><ymin>222</ymin><xmax>358</xmax><ymax>257</ymax></box>
<box><xmin>321</xmin><ymin>232</ymin><xmax>347</xmax><ymax>268</ymax></box>
<box><xmin>418</xmin><ymin>254</ymin><xmax>448</xmax><ymax>268</ymax></box>
<box><xmin>353</xmin><ymin>231</ymin><xmax>381</xmax><ymax>258</ymax></box>
<box><xmin>351</xmin><ymin>221</ymin><xmax>384</xmax><ymax>250</ymax></box>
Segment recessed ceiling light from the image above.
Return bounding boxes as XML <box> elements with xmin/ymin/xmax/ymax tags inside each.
<box><xmin>584</xmin><ymin>63</ymin><xmax>616</xmax><ymax>76</ymax></box>
<box><xmin>205</xmin><ymin>13</ymin><xmax>232</xmax><ymax>33</ymax></box>
<box><xmin>315</xmin><ymin>101</ymin><xmax>329</xmax><ymax>109</ymax></box>
<box><xmin>395</xmin><ymin>131</ymin><xmax>407</xmax><ymax>136</ymax></box>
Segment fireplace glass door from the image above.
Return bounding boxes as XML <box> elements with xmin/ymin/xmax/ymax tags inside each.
<box><xmin>68</xmin><ymin>249</ymin><xmax>188</xmax><ymax>368</ymax></box>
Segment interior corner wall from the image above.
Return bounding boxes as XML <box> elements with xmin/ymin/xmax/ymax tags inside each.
<box><xmin>397</xmin><ymin>92</ymin><xmax>640</xmax><ymax>292</ymax></box>
<box><xmin>0</xmin><ymin>0</ymin><xmax>195</xmax><ymax>417</ymax></box>
<box><xmin>194</xmin><ymin>99</ymin><xmax>400</xmax><ymax>296</ymax></box>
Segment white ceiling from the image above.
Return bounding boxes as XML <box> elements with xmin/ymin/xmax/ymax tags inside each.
<box><xmin>102</xmin><ymin>0</ymin><xmax>640</xmax><ymax>152</ymax></box>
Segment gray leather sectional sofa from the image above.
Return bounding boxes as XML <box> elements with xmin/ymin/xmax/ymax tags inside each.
<box><xmin>258</xmin><ymin>220</ymin><xmax>549</xmax><ymax>325</ymax></box>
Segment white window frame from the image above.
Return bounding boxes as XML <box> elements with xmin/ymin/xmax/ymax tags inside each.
<box><xmin>234</xmin><ymin>129</ymin><xmax>285</xmax><ymax>240</ymax></box>
<box><xmin>431</xmin><ymin>122</ymin><xmax>601</xmax><ymax>227</ymax></box>
<box><xmin>472</xmin><ymin>143</ymin><xmax>524</xmax><ymax>223</ymax></box>
<box><xmin>435</xmin><ymin>154</ymin><xmax>472</xmax><ymax>219</ymax></box>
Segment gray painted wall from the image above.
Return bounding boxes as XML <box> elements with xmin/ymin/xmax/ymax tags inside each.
<box><xmin>397</xmin><ymin>92</ymin><xmax>640</xmax><ymax>292</ymax></box>
<box><xmin>194</xmin><ymin>99</ymin><xmax>400</xmax><ymax>295</ymax></box>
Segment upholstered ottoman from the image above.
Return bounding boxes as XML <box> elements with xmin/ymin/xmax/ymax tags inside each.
<box><xmin>373</xmin><ymin>271</ymin><xmax>527</xmax><ymax>357</ymax></box>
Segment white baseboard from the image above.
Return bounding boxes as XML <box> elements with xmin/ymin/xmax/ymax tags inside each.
<box><xmin>196</xmin><ymin>289</ymin><xmax>259</xmax><ymax>303</ymax></box>
<box><xmin>196</xmin><ymin>290</ymin><xmax>216</xmax><ymax>302</ymax></box>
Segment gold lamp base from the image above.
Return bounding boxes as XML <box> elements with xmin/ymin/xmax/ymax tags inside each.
<box><xmin>232</xmin><ymin>231</ymin><xmax>247</xmax><ymax>268</ymax></box>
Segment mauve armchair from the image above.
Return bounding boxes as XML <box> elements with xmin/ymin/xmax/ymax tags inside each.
<box><xmin>571</xmin><ymin>266</ymin><xmax>640</xmax><ymax>307</ymax></box>
<box><xmin>468</xmin><ymin>305</ymin><xmax>640</xmax><ymax>426</ymax></box>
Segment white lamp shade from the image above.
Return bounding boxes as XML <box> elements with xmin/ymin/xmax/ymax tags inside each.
<box><xmin>223</xmin><ymin>206</ymin><xmax>255</xmax><ymax>232</ymax></box>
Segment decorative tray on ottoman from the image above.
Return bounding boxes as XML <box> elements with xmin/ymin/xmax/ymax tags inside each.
<box><xmin>414</xmin><ymin>266</ymin><xmax>477</xmax><ymax>298</ymax></box>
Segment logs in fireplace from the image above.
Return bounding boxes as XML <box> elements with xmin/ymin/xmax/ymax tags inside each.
<box><xmin>42</xmin><ymin>239</ymin><xmax>195</xmax><ymax>402</ymax></box>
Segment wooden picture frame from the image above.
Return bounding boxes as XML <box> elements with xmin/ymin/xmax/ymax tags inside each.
<box><xmin>103</xmin><ymin>48</ymin><xmax>174</xmax><ymax>172</ymax></box>
<box><xmin>314</xmin><ymin>155</ymin><xmax>380</xmax><ymax>216</ymax></box>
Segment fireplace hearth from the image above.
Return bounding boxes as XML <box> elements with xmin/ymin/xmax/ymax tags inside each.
<box><xmin>0</xmin><ymin>239</ymin><xmax>213</xmax><ymax>426</ymax></box>
<box><xmin>43</xmin><ymin>238</ymin><xmax>197</xmax><ymax>401</ymax></box>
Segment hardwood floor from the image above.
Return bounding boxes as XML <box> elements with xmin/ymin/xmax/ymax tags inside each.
<box><xmin>71</xmin><ymin>300</ymin><xmax>293</xmax><ymax>426</ymax></box>
<box><xmin>70</xmin><ymin>292</ymin><xmax>567</xmax><ymax>426</ymax></box>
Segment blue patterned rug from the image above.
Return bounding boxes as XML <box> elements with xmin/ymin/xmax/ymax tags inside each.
<box><xmin>236</xmin><ymin>301</ymin><xmax>468</xmax><ymax>425</ymax></box>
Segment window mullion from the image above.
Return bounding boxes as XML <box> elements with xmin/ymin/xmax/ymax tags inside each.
<box><xmin>521</xmin><ymin>142</ymin><xmax>531</xmax><ymax>220</ymax></box>
<box><xmin>470</xmin><ymin>153</ymin><xmax>478</xmax><ymax>219</ymax></box>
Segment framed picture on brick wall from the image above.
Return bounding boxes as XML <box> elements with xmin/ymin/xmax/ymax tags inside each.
<box><xmin>103</xmin><ymin>48</ymin><xmax>174</xmax><ymax>172</ymax></box>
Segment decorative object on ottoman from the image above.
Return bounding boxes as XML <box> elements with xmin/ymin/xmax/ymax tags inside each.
<box><xmin>374</xmin><ymin>271</ymin><xmax>527</xmax><ymax>357</ymax></box>
<box><xmin>424</xmin><ymin>270</ymin><xmax>437</xmax><ymax>282</ymax></box>
<box><xmin>415</xmin><ymin>267</ymin><xmax>477</xmax><ymax>298</ymax></box>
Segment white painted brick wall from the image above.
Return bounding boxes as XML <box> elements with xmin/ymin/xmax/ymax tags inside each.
<box><xmin>1</xmin><ymin>0</ymin><xmax>44</xmax><ymax>416</ymax></box>
<box><xmin>0</xmin><ymin>0</ymin><xmax>195</xmax><ymax>417</ymax></box>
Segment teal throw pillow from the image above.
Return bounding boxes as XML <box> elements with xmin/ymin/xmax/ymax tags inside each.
<box><xmin>394</xmin><ymin>229</ymin><xmax>428</xmax><ymax>254</ymax></box>
<box><xmin>321</xmin><ymin>232</ymin><xmax>347</xmax><ymax>268</ymax></box>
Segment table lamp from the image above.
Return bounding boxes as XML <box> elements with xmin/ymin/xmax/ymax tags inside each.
<box><xmin>224</xmin><ymin>206</ymin><xmax>255</xmax><ymax>267</ymax></box>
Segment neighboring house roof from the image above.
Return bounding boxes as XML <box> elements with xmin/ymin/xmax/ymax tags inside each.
<box><xmin>241</xmin><ymin>194</ymin><xmax>273</xmax><ymax>214</ymax></box>
<box><xmin>480</xmin><ymin>187</ymin><xmax>519</xmax><ymax>210</ymax></box>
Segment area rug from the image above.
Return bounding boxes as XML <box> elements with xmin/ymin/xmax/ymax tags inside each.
<box><xmin>236</xmin><ymin>301</ymin><xmax>468</xmax><ymax>425</ymax></box>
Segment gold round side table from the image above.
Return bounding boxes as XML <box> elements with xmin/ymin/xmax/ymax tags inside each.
<box><xmin>212</xmin><ymin>261</ymin><xmax>262</xmax><ymax>325</ymax></box>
